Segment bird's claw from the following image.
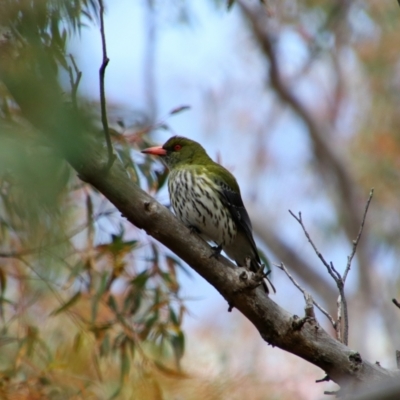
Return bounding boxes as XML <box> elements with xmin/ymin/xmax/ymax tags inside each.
<box><xmin>210</xmin><ymin>244</ymin><xmax>222</xmax><ymax>259</ymax></box>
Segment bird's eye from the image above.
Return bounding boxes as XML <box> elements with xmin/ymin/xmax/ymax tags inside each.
<box><xmin>174</xmin><ymin>144</ymin><xmax>182</xmax><ymax>151</ymax></box>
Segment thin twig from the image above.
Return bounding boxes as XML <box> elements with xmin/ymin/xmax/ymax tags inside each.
<box><xmin>330</xmin><ymin>261</ymin><xmax>341</xmax><ymax>281</ymax></box>
<box><xmin>289</xmin><ymin>211</ymin><xmax>336</xmax><ymax>280</ymax></box>
<box><xmin>393</xmin><ymin>299</ymin><xmax>400</xmax><ymax>310</ymax></box>
<box><xmin>336</xmin><ymin>294</ymin><xmax>342</xmax><ymax>343</ymax></box>
<box><xmin>341</xmin><ymin>190</ymin><xmax>373</xmax><ymax>343</ymax></box>
<box><xmin>98</xmin><ymin>0</ymin><xmax>115</xmax><ymax>172</ymax></box>
<box><xmin>340</xmin><ymin>291</ymin><xmax>348</xmax><ymax>344</ymax></box>
<box><xmin>67</xmin><ymin>54</ymin><xmax>82</xmax><ymax>111</ymax></box>
<box><xmin>330</xmin><ymin>260</ymin><xmax>348</xmax><ymax>343</ymax></box>
<box><xmin>276</xmin><ymin>262</ymin><xmax>335</xmax><ymax>328</ymax></box>
<box><xmin>289</xmin><ymin>210</ymin><xmax>349</xmax><ymax>343</ymax></box>
<box><xmin>343</xmin><ymin>188</ymin><xmax>374</xmax><ymax>283</ymax></box>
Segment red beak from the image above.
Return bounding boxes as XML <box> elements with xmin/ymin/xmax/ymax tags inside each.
<box><xmin>141</xmin><ymin>145</ymin><xmax>167</xmax><ymax>156</ymax></box>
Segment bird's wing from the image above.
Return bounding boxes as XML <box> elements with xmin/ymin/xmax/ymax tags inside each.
<box><xmin>217</xmin><ymin>181</ymin><xmax>261</xmax><ymax>264</ymax></box>
<box><xmin>217</xmin><ymin>180</ymin><xmax>277</xmax><ymax>294</ymax></box>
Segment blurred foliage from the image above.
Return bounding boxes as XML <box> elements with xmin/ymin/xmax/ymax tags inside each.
<box><xmin>303</xmin><ymin>0</ymin><xmax>400</xmax><ymax>272</ymax></box>
<box><xmin>0</xmin><ymin>1</ymin><xmax>187</xmax><ymax>399</ymax></box>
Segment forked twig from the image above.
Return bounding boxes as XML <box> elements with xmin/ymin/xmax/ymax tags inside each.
<box><xmin>289</xmin><ymin>189</ymin><xmax>374</xmax><ymax>346</ymax></box>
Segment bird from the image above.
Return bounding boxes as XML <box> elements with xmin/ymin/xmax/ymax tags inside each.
<box><xmin>141</xmin><ymin>136</ymin><xmax>275</xmax><ymax>294</ymax></box>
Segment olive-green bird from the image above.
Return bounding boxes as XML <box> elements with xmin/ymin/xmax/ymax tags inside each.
<box><xmin>142</xmin><ymin>136</ymin><xmax>275</xmax><ymax>294</ymax></box>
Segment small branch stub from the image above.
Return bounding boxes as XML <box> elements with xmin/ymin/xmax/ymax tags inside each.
<box><xmin>304</xmin><ymin>292</ymin><xmax>316</xmax><ymax>319</ymax></box>
<box><xmin>349</xmin><ymin>352</ymin><xmax>363</xmax><ymax>373</ymax></box>
<box><xmin>143</xmin><ymin>200</ymin><xmax>158</xmax><ymax>215</ymax></box>
<box><xmin>291</xmin><ymin>314</ymin><xmax>314</xmax><ymax>331</ymax></box>
<box><xmin>144</xmin><ymin>201</ymin><xmax>151</xmax><ymax>212</ymax></box>
<box><xmin>239</xmin><ymin>270</ymin><xmax>248</xmax><ymax>281</ymax></box>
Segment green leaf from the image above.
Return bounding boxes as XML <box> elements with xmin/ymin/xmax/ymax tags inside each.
<box><xmin>127</xmin><ymin>337</ymin><xmax>135</xmax><ymax>358</ymax></box>
<box><xmin>91</xmin><ymin>273</ymin><xmax>108</xmax><ymax>321</ymax></box>
<box><xmin>123</xmin><ymin>287</ymin><xmax>141</xmax><ymax>315</ymax></box>
<box><xmin>50</xmin><ymin>292</ymin><xmax>81</xmax><ymax>316</ymax></box>
<box><xmin>139</xmin><ymin>314</ymin><xmax>158</xmax><ymax>340</ymax></box>
<box><xmin>107</xmin><ymin>294</ymin><xmax>118</xmax><ymax>313</ymax></box>
<box><xmin>0</xmin><ymin>268</ymin><xmax>7</xmax><ymax>293</ymax></box>
<box><xmin>67</xmin><ymin>260</ymin><xmax>86</xmax><ymax>281</ymax></box>
<box><xmin>169</xmin><ymin>307</ymin><xmax>178</xmax><ymax>325</ymax></box>
<box><xmin>153</xmin><ymin>361</ymin><xmax>187</xmax><ymax>378</ymax></box>
<box><xmin>171</xmin><ymin>331</ymin><xmax>185</xmax><ymax>362</ymax></box>
<box><xmin>100</xmin><ymin>333</ymin><xmax>110</xmax><ymax>357</ymax></box>
<box><xmin>131</xmin><ymin>270</ymin><xmax>149</xmax><ymax>288</ymax></box>
<box><xmin>73</xmin><ymin>332</ymin><xmax>82</xmax><ymax>352</ymax></box>
<box><xmin>120</xmin><ymin>345</ymin><xmax>130</xmax><ymax>382</ymax></box>
<box><xmin>166</xmin><ymin>255</ymin><xmax>192</xmax><ymax>278</ymax></box>
<box><xmin>109</xmin><ymin>385</ymin><xmax>122</xmax><ymax>400</ymax></box>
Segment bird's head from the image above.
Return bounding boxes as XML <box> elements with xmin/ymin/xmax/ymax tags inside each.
<box><xmin>141</xmin><ymin>136</ymin><xmax>211</xmax><ymax>169</ymax></box>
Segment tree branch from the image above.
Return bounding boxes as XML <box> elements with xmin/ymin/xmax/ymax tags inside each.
<box><xmin>64</xmin><ymin>144</ymin><xmax>400</xmax><ymax>394</ymax></box>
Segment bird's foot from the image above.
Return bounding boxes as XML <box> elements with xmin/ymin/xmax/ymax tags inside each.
<box><xmin>257</xmin><ymin>267</ymin><xmax>276</xmax><ymax>294</ymax></box>
<box><xmin>255</xmin><ymin>267</ymin><xmax>269</xmax><ymax>280</ymax></box>
<box><xmin>209</xmin><ymin>244</ymin><xmax>222</xmax><ymax>259</ymax></box>
<box><xmin>236</xmin><ymin>263</ymin><xmax>275</xmax><ymax>294</ymax></box>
